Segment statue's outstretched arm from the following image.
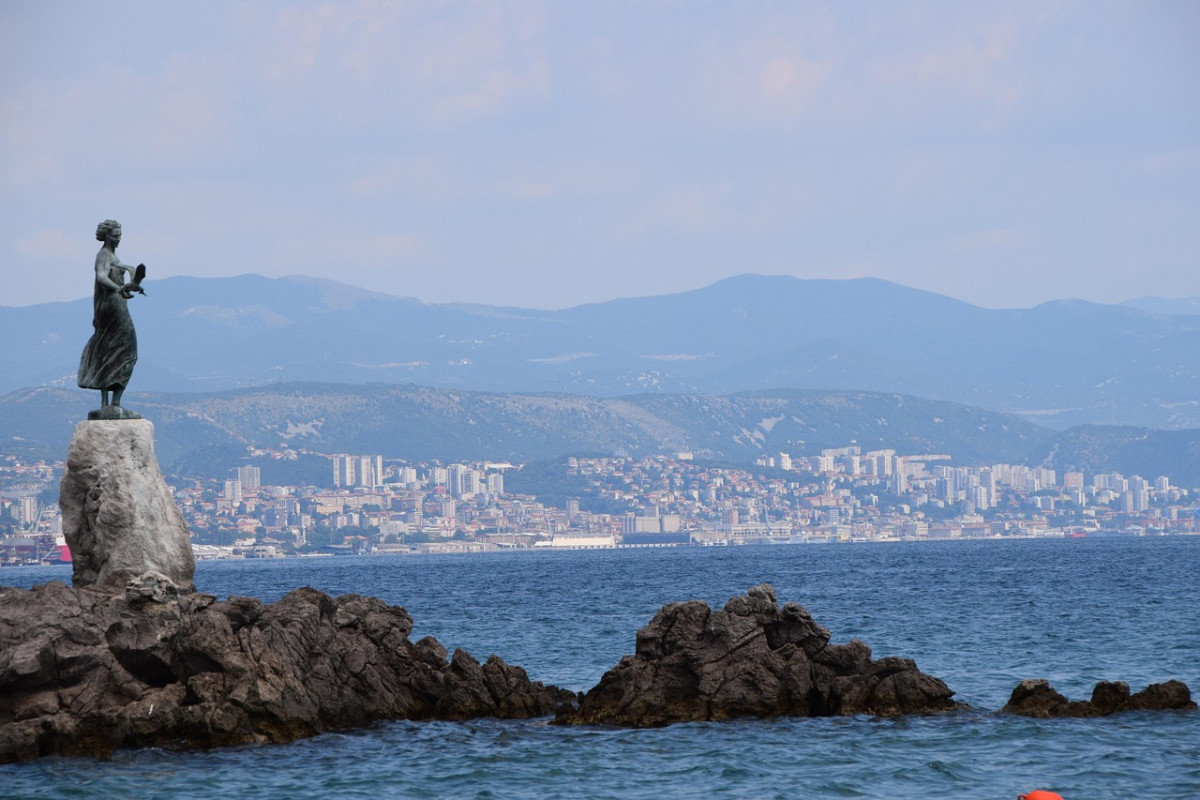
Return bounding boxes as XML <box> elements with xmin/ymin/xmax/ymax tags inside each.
<box><xmin>110</xmin><ymin>253</ymin><xmax>135</xmax><ymax>278</ymax></box>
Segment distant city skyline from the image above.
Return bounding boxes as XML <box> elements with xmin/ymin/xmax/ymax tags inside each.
<box><xmin>5</xmin><ymin>447</ymin><xmax>1193</xmax><ymax>561</ymax></box>
<box><xmin>3</xmin><ymin>1</ymin><xmax>1197</xmax><ymax>310</ymax></box>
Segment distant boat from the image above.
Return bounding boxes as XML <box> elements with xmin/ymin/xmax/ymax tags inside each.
<box><xmin>47</xmin><ymin>544</ymin><xmax>72</xmax><ymax>563</ymax></box>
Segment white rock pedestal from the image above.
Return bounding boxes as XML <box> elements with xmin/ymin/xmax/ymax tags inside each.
<box><xmin>60</xmin><ymin>419</ymin><xmax>195</xmax><ymax>590</ymax></box>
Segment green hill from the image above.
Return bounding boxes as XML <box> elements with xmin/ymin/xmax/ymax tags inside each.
<box><xmin>0</xmin><ymin>383</ymin><xmax>1045</xmax><ymax>472</ymax></box>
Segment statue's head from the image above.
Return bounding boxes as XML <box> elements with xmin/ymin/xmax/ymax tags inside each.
<box><xmin>95</xmin><ymin>219</ymin><xmax>122</xmax><ymax>244</ymax></box>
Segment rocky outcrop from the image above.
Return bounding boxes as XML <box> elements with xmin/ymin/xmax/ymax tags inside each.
<box><xmin>556</xmin><ymin>584</ymin><xmax>963</xmax><ymax>726</ymax></box>
<box><xmin>60</xmin><ymin>420</ymin><xmax>195</xmax><ymax>590</ymax></box>
<box><xmin>6</xmin><ymin>574</ymin><xmax>1191</xmax><ymax>763</ymax></box>
<box><xmin>1001</xmin><ymin>678</ymin><xmax>1196</xmax><ymax>718</ymax></box>
<box><xmin>0</xmin><ymin>578</ymin><xmax>575</xmax><ymax>763</ymax></box>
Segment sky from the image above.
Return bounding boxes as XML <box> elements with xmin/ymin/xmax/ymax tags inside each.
<box><xmin>2</xmin><ymin>1</ymin><xmax>1197</xmax><ymax>310</ymax></box>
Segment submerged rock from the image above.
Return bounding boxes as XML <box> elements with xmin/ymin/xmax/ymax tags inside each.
<box><xmin>556</xmin><ymin>583</ymin><xmax>964</xmax><ymax>726</ymax></box>
<box><xmin>1001</xmin><ymin>678</ymin><xmax>1196</xmax><ymax>718</ymax></box>
<box><xmin>0</xmin><ymin>580</ymin><xmax>576</xmax><ymax>763</ymax></box>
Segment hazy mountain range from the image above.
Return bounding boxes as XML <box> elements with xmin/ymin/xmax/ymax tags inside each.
<box><xmin>4</xmin><ymin>274</ymin><xmax>1197</xmax><ymax>486</ymax></box>
<box><xmin>4</xmin><ymin>273</ymin><xmax>1199</xmax><ymax>430</ymax></box>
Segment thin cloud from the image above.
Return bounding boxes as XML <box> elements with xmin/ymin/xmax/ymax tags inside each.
<box><xmin>17</xmin><ymin>229</ymin><xmax>76</xmax><ymax>259</ymax></box>
<box><xmin>259</xmin><ymin>3</ymin><xmax>340</xmax><ymax>80</ymax></box>
<box><xmin>347</xmin><ymin>156</ymin><xmax>452</xmax><ymax>198</ymax></box>
<box><xmin>432</xmin><ymin>60</ymin><xmax>552</xmax><ymax>122</ymax></box>
<box><xmin>349</xmin><ymin>233</ymin><xmax>427</xmax><ymax>262</ymax></box>
<box><xmin>946</xmin><ymin>229</ymin><xmax>1029</xmax><ymax>252</ymax></box>
<box><xmin>629</xmin><ymin>183</ymin><xmax>737</xmax><ymax>234</ymax></box>
<box><xmin>758</xmin><ymin>55</ymin><xmax>831</xmax><ymax>110</ymax></box>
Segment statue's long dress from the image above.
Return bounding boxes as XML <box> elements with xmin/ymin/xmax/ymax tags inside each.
<box><xmin>77</xmin><ymin>263</ymin><xmax>137</xmax><ymax>391</ymax></box>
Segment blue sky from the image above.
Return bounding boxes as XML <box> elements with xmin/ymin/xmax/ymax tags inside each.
<box><xmin>2</xmin><ymin>1</ymin><xmax>1197</xmax><ymax>309</ymax></box>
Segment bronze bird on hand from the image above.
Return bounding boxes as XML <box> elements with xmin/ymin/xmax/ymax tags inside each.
<box><xmin>121</xmin><ymin>264</ymin><xmax>147</xmax><ymax>299</ymax></box>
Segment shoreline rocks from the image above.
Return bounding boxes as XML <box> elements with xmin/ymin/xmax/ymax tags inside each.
<box><xmin>556</xmin><ymin>583</ymin><xmax>964</xmax><ymax>726</ymax></box>
<box><xmin>3</xmin><ymin>578</ymin><xmax>1193</xmax><ymax>763</ymax></box>
<box><xmin>0</xmin><ymin>579</ymin><xmax>575</xmax><ymax>763</ymax></box>
<box><xmin>1001</xmin><ymin>678</ymin><xmax>1196</xmax><ymax>718</ymax></box>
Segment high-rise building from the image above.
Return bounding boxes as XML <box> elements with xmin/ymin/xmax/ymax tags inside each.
<box><xmin>329</xmin><ymin>455</ymin><xmax>383</xmax><ymax>487</ymax></box>
<box><xmin>1094</xmin><ymin>472</ymin><xmax>1127</xmax><ymax>492</ymax></box>
<box><xmin>864</xmin><ymin>449</ymin><xmax>896</xmax><ymax>477</ymax></box>
<box><xmin>1033</xmin><ymin>467</ymin><xmax>1057</xmax><ymax>490</ymax></box>
<box><xmin>356</xmin><ymin>455</ymin><xmax>384</xmax><ymax>488</ymax></box>
<box><xmin>18</xmin><ymin>496</ymin><xmax>38</xmax><ymax>526</ymax></box>
<box><xmin>1130</xmin><ymin>476</ymin><xmax>1150</xmax><ymax>512</ymax></box>
<box><xmin>970</xmin><ymin>486</ymin><xmax>990</xmax><ymax>512</ymax></box>
<box><xmin>448</xmin><ymin>464</ymin><xmax>469</xmax><ymax>497</ymax></box>
<box><xmin>223</xmin><ymin>480</ymin><xmax>242</xmax><ymax>504</ymax></box>
<box><xmin>332</xmin><ymin>455</ymin><xmax>356</xmax><ymax>488</ymax></box>
<box><xmin>430</xmin><ymin>467</ymin><xmax>448</xmax><ymax>488</ymax></box>
<box><xmin>980</xmin><ymin>467</ymin><xmax>996</xmax><ymax>506</ymax></box>
<box><xmin>237</xmin><ymin>466</ymin><xmax>261</xmax><ymax>489</ymax></box>
<box><xmin>357</xmin><ymin>456</ymin><xmax>371</xmax><ymax>487</ymax></box>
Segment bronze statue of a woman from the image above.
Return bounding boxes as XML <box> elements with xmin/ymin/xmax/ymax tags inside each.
<box><xmin>78</xmin><ymin>219</ymin><xmax>145</xmax><ymax>420</ymax></box>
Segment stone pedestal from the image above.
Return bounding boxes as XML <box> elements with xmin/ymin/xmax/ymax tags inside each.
<box><xmin>60</xmin><ymin>419</ymin><xmax>195</xmax><ymax>590</ymax></box>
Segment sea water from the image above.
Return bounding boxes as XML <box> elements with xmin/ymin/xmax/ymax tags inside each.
<box><xmin>2</xmin><ymin>536</ymin><xmax>1197</xmax><ymax>799</ymax></box>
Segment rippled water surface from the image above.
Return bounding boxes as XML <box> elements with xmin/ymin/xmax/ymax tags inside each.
<box><xmin>3</xmin><ymin>537</ymin><xmax>1198</xmax><ymax>799</ymax></box>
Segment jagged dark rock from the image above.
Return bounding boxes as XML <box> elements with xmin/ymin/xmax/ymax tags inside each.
<box><xmin>556</xmin><ymin>583</ymin><xmax>965</xmax><ymax>726</ymax></box>
<box><xmin>1001</xmin><ymin>678</ymin><xmax>1196</xmax><ymax>718</ymax></box>
<box><xmin>7</xmin><ymin>576</ymin><xmax>1192</xmax><ymax>763</ymax></box>
<box><xmin>0</xmin><ymin>579</ymin><xmax>577</xmax><ymax>763</ymax></box>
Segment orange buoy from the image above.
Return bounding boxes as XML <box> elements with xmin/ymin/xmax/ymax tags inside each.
<box><xmin>1018</xmin><ymin>792</ymin><xmax>1064</xmax><ymax>800</ymax></box>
